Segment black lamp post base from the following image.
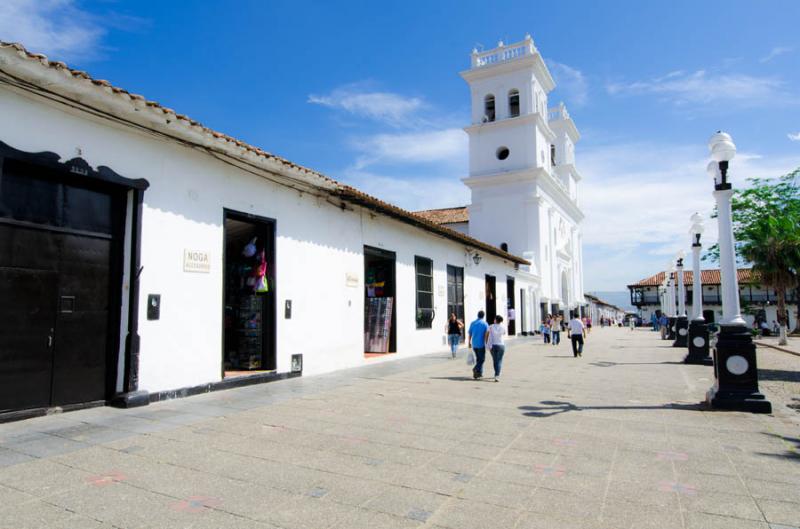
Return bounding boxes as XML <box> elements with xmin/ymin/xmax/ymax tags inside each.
<box><xmin>684</xmin><ymin>320</ymin><xmax>713</xmax><ymax>365</ymax></box>
<box><xmin>706</xmin><ymin>324</ymin><xmax>772</xmax><ymax>414</ymax></box>
<box><xmin>667</xmin><ymin>317</ymin><xmax>677</xmax><ymax>341</ymax></box>
<box><xmin>672</xmin><ymin>316</ymin><xmax>688</xmax><ymax>347</ymax></box>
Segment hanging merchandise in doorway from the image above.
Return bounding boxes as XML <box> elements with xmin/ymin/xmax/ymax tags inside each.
<box><xmin>223</xmin><ymin>213</ymin><xmax>276</xmax><ymax>375</ymax></box>
<box><xmin>364</xmin><ymin>246</ymin><xmax>397</xmax><ymax>354</ymax></box>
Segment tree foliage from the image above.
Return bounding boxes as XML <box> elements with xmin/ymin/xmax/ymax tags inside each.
<box><xmin>706</xmin><ymin>168</ymin><xmax>800</xmax><ymax>340</ymax></box>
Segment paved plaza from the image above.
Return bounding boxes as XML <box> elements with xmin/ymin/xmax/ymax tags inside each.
<box><xmin>1</xmin><ymin>328</ymin><xmax>799</xmax><ymax>529</ymax></box>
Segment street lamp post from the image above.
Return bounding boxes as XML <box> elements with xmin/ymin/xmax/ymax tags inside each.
<box><xmin>705</xmin><ymin>132</ymin><xmax>771</xmax><ymax>413</ymax></box>
<box><xmin>685</xmin><ymin>213</ymin><xmax>713</xmax><ymax>364</ymax></box>
<box><xmin>666</xmin><ymin>265</ymin><xmax>677</xmax><ymax>341</ymax></box>
<box><xmin>673</xmin><ymin>251</ymin><xmax>689</xmax><ymax>347</ymax></box>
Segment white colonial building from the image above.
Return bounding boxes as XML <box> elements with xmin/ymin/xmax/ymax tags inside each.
<box><xmin>0</xmin><ymin>39</ymin><xmax>551</xmax><ymax>420</ymax></box>
<box><xmin>417</xmin><ymin>35</ymin><xmax>586</xmax><ymax>330</ymax></box>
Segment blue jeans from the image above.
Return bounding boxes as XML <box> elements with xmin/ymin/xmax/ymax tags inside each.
<box><xmin>552</xmin><ymin>331</ymin><xmax>560</xmax><ymax>345</ymax></box>
<box><xmin>490</xmin><ymin>344</ymin><xmax>505</xmax><ymax>377</ymax></box>
<box><xmin>448</xmin><ymin>334</ymin><xmax>460</xmax><ymax>356</ymax></box>
<box><xmin>472</xmin><ymin>347</ymin><xmax>486</xmax><ymax>376</ymax></box>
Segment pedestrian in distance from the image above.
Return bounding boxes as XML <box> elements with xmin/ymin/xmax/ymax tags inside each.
<box><xmin>468</xmin><ymin>311</ymin><xmax>489</xmax><ymax>379</ymax></box>
<box><xmin>541</xmin><ymin>316</ymin><xmax>551</xmax><ymax>344</ymax></box>
<box><xmin>446</xmin><ymin>313</ymin><xmax>464</xmax><ymax>359</ymax></box>
<box><xmin>551</xmin><ymin>316</ymin><xmax>561</xmax><ymax>345</ymax></box>
<box><xmin>569</xmin><ymin>313</ymin><xmax>585</xmax><ymax>358</ymax></box>
<box><xmin>485</xmin><ymin>315</ymin><xmax>507</xmax><ymax>382</ymax></box>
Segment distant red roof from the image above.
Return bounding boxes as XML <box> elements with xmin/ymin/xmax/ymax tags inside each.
<box><xmin>414</xmin><ymin>206</ymin><xmax>469</xmax><ymax>225</ymax></box>
<box><xmin>628</xmin><ymin>269</ymin><xmax>756</xmax><ymax>288</ymax></box>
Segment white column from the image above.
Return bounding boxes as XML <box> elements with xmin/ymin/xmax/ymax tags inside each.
<box><xmin>677</xmin><ymin>264</ymin><xmax>686</xmax><ymax>316</ymax></box>
<box><xmin>714</xmin><ymin>188</ymin><xmax>746</xmax><ymax>326</ymax></box>
<box><xmin>691</xmin><ymin>244</ymin><xmax>704</xmax><ymax>320</ymax></box>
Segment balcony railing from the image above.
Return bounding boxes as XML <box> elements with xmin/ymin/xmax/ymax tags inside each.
<box><xmin>548</xmin><ymin>103</ymin><xmax>570</xmax><ymax>122</ymax></box>
<box><xmin>471</xmin><ymin>36</ymin><xmax>535</xmax><ymax>68</ymax></box>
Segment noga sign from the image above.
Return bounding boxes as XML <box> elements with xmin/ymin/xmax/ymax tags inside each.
<box><xmin>183</xmin><ymin>249</ymin><xmax>210</xmax><ymax>273</ymax></box>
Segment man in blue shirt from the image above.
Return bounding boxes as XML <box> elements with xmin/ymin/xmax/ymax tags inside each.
<box><xmin>468</xmin><ymin>311</ymin><xmax>489</xmax><ymax>379</ymax></box>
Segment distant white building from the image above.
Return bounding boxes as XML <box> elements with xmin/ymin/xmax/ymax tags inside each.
<box><xmin>416</xmin><ymin>35</ymin><xmax>586</xmax><ymax>330</ymax></box>
<box><xmin>628</xmin><ymin>269</ymin><xmax>798</xmax><ymax>329</ymax></box>
<box><xmin>584</xmin><ymin>294</ymin><xmax>627</xmax><ymax>325</ymax></box>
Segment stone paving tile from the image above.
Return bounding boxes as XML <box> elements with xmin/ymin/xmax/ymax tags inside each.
<box><xmin>362</xmin><ymin>484</ymin><xmax>450</xmax><ymax>519</ymax></box>
<box><xmin>0</xmin><ymin>499</ymin><xmax>116</xmax><ymax>529</ymax></box>
<box><xmin>0</xmin><ymin>458</ymin><xmax>92</xmax><ymax>498</ymax></box>
<box><xmin>684</xmin><ymin>511</ymin><xmax>772</xmax><ymax>529</ymax></box>
<box><xmin>426</xmin><ymin>496</ymin><xmax>521</xmax><ymax>529</ymax></box>
<box><xmin>757</xmin><ymin>498</ymin><xmax>800</xmax><ymax>527</ymax></box>
<box><xmin>679</xmin><ymin>489</ymin><xmax>764</xmax><ymax>521</ymax></box>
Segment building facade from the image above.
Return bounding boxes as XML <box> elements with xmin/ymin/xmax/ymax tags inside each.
<box><xmin>0</xmin><ymin>41</ymin><xmax>538</xmax><ymax>419</ymax></box>
<box><xmin>416</xmin><ymin>35</ymin><xmax>586</xmax><ymax>331</ymax></box>
<box><xmin>628</xmin><ymin>269</ymin><xmax>798</xmax><ymax>329</ymax></box>
<box><xmin>584</xmin><ymin>294</ymin><xmax>627</xmax><ymax>325</ymax></box>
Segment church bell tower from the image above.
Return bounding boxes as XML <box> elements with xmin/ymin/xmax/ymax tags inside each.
<box><xmin>460</xmin><ymin>34</ymin><xmax>585</xmax><ymax>314</ymax></box>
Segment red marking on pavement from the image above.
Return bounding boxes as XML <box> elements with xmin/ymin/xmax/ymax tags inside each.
<box><xmin>86</xmin><ymin>471</ymin><xmax>126</xmax><ymax>486</ymax></box>
<box><xmin>534</xmin><ymin>464</ymin><xmax>566</xmax><ymax>477</ymax></box>
<box><xmin>553</xmin><ymin>438</ymin><xmax>576</xmax><ymax>447</ymax></box>
<box><xmin>656</xmin><ymin>451</ymin><xmax>688</xmax><ymax>461</ymax></box>
<box><xmin>658</xmin><ymin>481</ymin><xmax>697</xmax><ymax>495</ymax></box>
<box><xmin>171</xmin><ymin>496</ymin><xmax>222</xmax><ymax>513</ymax></box>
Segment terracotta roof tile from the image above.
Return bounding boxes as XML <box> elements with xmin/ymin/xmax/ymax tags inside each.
<box><xmin>414</xmin><ymin>206</ymin><xmax>469</xmax><ymax>225</ymax></box>
<box><xmin>0</xmin><ymin>40</ymin><xmax>528</xmax><ymax>267</ymax></box>
<box><xmin>628</xmin><ymin>269</ymin><xmax>756</xmax><ymax>288</ymax></box>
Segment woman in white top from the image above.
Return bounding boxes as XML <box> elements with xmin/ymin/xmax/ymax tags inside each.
<box><xmin>484</xmin><ymin>315</ymin><xmax>507</xmax><ymax>382</ymax></box>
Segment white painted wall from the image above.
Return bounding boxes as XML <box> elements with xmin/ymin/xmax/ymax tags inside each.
<box><xmin>0</xmin><ymin>85</ymin><xmax>535</xmax><ymax>396</ymax></box>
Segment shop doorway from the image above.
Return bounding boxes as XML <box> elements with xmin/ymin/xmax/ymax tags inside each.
<box><xmin>519</xmin><ymin>288</ymin><xmax>527</xmax><ymax>334</ymax></box>
<box><xmin>364</xmin><ymin>246</ymin><xmax>396</xmax><ymax>355</ymax></box>
<box><xmin>485</xmin><ymin>274</ymin><xmax>497</xmax><ymax>323</ymax></box>
<box><xmin>447</xmin><ymin>265</ymin><xmax>465</xmax><ymax>341</ymax></box>
<box><xmin>223</xmin><ymin>211</ymin><xmax>276</xmax><ymax>377</ymax></box>
<box><xmin>703</xmin><ymin>309</ymin><xmax>715</xmax><ymax>323</ymax></box>
<box><xmin>506</xmin><ymin>276</ymin><xmax>516</xmax><ymax>335</ymax></box>
<box><xmin>0</xmin><ymin>158</ymin><xmax>126</xmax><ymax>414</ymax></box>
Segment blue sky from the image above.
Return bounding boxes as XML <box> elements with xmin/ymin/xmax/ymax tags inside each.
<box><xmin>2</xmin><ymin>0</ymin><xmax>799</xmax><ymax>292</ymax></box>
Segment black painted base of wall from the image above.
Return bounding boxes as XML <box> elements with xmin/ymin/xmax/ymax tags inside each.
<box><xmin>148</xmin><ymin>370</ymin><xmax>302</xmax><ymax>404</ymax></box>
<box><xmin>0</xmin><ymin>400</ymin><xmax>105</xmax><ymax>424</ymax></box>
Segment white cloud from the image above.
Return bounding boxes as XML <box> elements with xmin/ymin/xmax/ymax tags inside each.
<box><xmin>579</xmin><ymin>142</ymin><xmax>800</xmax><ymax>290</ymax></box>
<box><xmin>760</xmin><ymin>46</ymin><xmax>792</xmax><ymax>63</ymax></box>
<box><xmin>547</xmin><ymin>60</ymin><xmax>588</xmax><ymax>107</ymax></box>
<box><xmin>0</xmin><ymin>0</ymin><xmax>105</xmax><ymax>60</ymax></box>
<box><xmin>308</xmin><ymin>85</ymin><xmax>425</xmax><ymax>127</ymax></box>
<box><xmin>788</xmin><ymin>132</ymin><xmax>800</xmax><ymax>141</ymax></box>
<box><xmin>606</xmin><ymin>70</ymin><xmax>790</xmax><ymax>107</ymax></box>
<box><xmin>340</xmin><ymin>169</ymin><xmax>469</xmax><ymax>212</ymax></box>
<box><xmin>351</xmin><ymin>128</ymin><xmax>466</xmax><ymax>170</ymax></box>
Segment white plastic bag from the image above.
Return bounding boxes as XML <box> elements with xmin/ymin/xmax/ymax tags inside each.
<box><xmin>466</xmin><ymin>350</ymin><xmax>475</xmax><ymax>366</ymax></box>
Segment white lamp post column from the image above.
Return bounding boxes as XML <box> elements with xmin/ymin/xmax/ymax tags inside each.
<box><xmin>704</xmin><ymin>131</ymin><xmax>770</xmax><ymax>413</ymax></box>
<box><xmin>685</xmin><ymin>213</ymin><xmax>713</xmax><ymax>364</ymax></box>
<box><xmin>673</xmin><ymin>252</ymin><xmax>689</xmax><ymax>347</ymax></box>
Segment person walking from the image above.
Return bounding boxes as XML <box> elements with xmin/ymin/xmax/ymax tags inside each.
<box><xmin>551</xmin><ymin>315</ymin><xmax>561</xmax><ymax>345</ymax></box>
<box><xmin>485</xmin><ymin>315</ymin><xmax>507</xmax><ymax>382</ymax></box>
<box><xmin>446</xmin><ymin>313</ymin><xmax>464</xmax><ymax>359</ymax></box>
<box><xmin>659</xmin><ymin>314</ymin><xmax>669</xmax><ymax>339</ymax></box>
<box><xmin>569</xmin><ymin>313</ymin><xmax>585</xmax><ymax>357</ymax></box>
<box><xmin>541</xmin><ymin>316</ymin><xmax>551</xmax><ymax>344</ymax></box>
<box><xmin>468</xmin><ymin>311</ymin><xmax>489</xmax><ymax>379</ymax></box>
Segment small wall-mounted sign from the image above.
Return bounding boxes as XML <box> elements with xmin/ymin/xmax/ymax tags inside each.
<box><xmin>345</xmin><ymin>273</ymin><xmax>359</xmax><ymax>288</ymax></box>
<box><xmin>438</xmin><ymin>285</ymin><xmax>445</xmax><ymax>297</ymax></box>
<box><xmin>183</xmin><ymin>250</ymin><xmax>210</xmax><ymax>273</ymax></box>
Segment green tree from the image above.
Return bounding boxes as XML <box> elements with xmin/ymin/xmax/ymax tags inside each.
<box><xmin>706</xmin><ymin>168</ymin><xmax>800</xmax><ymax>344</ymax></box>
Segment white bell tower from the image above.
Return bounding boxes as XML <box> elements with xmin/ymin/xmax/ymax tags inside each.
<box><xmin>460</xmin><ymin>35</ymin><xmax>585</xmax><ymax>314</ymax></box>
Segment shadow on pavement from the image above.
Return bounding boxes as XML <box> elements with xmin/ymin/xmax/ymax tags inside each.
<box><xmin>757</xmin><ymin>368</ymin><xmax>800</xmax><ymax>383</ymax></box>
<box><xmin>429</xmin><ymin>376</ymin><xmax>480</xmax><ymax>382</ymax></box>
<box><xmin>519</xmin><ymin>400</ymin><xmax>705</xmax><ymax>418</ymax></box>
<box><xmin>588</xmin><ymin>361</ymin><xmax>685</xmax><ymax>367</ymax></box>
<box><xmin>758</xmin><ymin>432</ymin><xmax>800</xmax><ymax>461</ymax></box>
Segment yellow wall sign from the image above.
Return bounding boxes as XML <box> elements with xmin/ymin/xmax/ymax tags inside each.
<box><xmin>183</xmin><ymin>250</ymin><xmax>210</xmax><ymax>273</ymax></box>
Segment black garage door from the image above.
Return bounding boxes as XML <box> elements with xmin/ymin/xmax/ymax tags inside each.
<box><xmin>0</xmin><ymin>159</ymin><xmax>124</xmax><ymax>413</ymax></box>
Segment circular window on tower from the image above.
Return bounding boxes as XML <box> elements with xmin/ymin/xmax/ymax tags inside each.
<box><xmin>496</xmin><ymin>147</ymin><xmax>510</xmax><ymax>160</ymax></box>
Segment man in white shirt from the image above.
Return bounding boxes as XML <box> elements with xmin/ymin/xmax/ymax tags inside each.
<box><xmin>568</xmin><ymin>314</ymin><xmax>585</xmax><ymax>358</ymax></box>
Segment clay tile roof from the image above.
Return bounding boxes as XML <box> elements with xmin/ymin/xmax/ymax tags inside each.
<box><xmin>627</xmin><ymin>268</ymin><xmax>756</xmax><ymax>288</ymax></box>
<box><xmin>0</xmin><ymin>40</ymin><xmax>528</xmax><ymax>267</ymax></box>
<box><xmin>414</xmin><ymin>206</ymin><xmax>469</xmax><ymax>225</ymax></box>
